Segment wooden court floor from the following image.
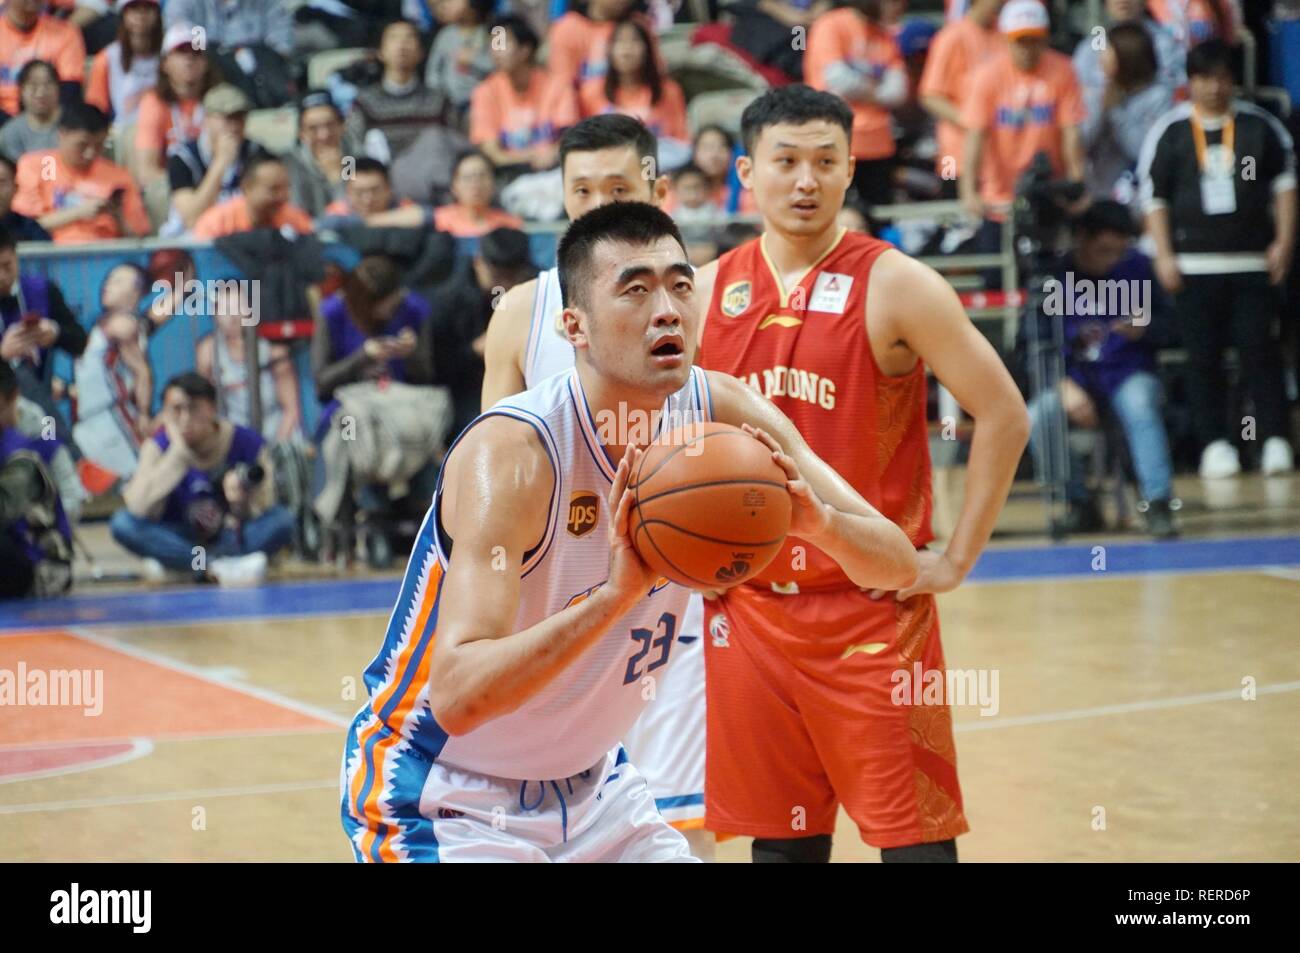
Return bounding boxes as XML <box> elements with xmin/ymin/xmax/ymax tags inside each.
<box><xmin>2</xmin><ymin>477</ymin><xmax>1298</xmax><ymax>862</ymax></box>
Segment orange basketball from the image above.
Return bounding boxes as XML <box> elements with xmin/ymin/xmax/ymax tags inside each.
<box><xmin>629</xmin><ymin>422</ymin><xmax>792</xmax><ymax>589</ymax></box>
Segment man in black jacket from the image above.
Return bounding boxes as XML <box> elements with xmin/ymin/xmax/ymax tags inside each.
<box><xmin>416</xmin><ymin>227</ymin><xmax>536</xmax><ymax>445</ymax></box>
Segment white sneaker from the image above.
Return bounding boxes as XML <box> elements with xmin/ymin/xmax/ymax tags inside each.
<box><xmin>208</xmin><ymin>552</ymin><xmax>268</xmax><ymax>588</ymax></box>
<box><xmin>140</xmin><ymin>558</ymin><xmax>187</xmax><ymax>584</ymax></box>
<box><xmin>1199</xmin><ymin>440</ymin><xmax>1241</xmax><ymax>479</ymax></box>
<box><xmin>1261</xmin><ymin>437</ymin><xmax>1294</xmax><ymax>476</ymax></box>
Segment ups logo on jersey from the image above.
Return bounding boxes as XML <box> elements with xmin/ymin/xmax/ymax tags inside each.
<box><xmin>721</xmin><ymin>280</ymin><xmax>751</xmax><ymax>318</ymax></box>
<box><xmin>567</xmin><ymin>491</ymin><xmax>599</xmax><ymax>537</ymax></box>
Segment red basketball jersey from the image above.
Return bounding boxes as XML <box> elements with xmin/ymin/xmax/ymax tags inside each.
<box><xmin>700</xmin><ymin>229</ymin><xmax>933</xmax><ymax>591</ymax></box>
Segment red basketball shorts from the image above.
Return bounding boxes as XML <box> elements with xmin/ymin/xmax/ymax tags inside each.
<box><xmin>702</xmin><ymin>585</ymin><xmax>969</xmax><ymax>848</ymax></box>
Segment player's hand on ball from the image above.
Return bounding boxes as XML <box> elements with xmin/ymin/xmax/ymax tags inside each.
<box><xmin>868</xmin><ymin>549</ymin><xmax>964</xmax><ymax>601</ymax></box>
<box><xmin>741</xmin><ymin>424</ymin><xmax>831</xmax><ymax>540</ymax></box>
<box><xmin>606</xmin><ymin>444</ymin><xmax>660</xmax><ymax>604</ymax></box>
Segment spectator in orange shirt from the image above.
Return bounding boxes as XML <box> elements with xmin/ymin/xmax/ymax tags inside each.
<box><xmin>1147</xmin><ymin>0</ymin><xmax>1239</xmax><ymax>50</ymax></box>
<box><xmin>663</xmin><ymin>124</ymin><xmax>759</xmax><ymax>216</ymax></box>
<box><xmin>959</xmin><ymin>0</ymin><xmax>1085</xmax><ymax>223</ymax></box>
<box><xmin>0</xmin><ymin>60</ymin><xmax>61</xmax><ymax>163</ymax></box>
<box><xmin>85</xmin><ymin>0</ymin><xmax>164</xmax><ymax>128</ymax></box>
<box><xmin>546</xmin><ymin>0</ymin><xmax>636</xmax><ymax>91</ymax></box>
<box><xmin>0</xmin><ymin>0</ymin><xmax>85</xmax><ymax>114</ymax></box>
<box><xmin>134</xmin><ymin>22</ymin><xmax>217</xmax><ymax>185</ymax></box>
<box><xmin>918</xmin><ymin>0</ymin><xmax>1004</xmax><ymax>192</ymax></box>
<box><xmin>578</xmin><ymin>17</ymin><xmax>688</xmax><ymax>146</ymax></box>
<box><xmin>191</xmin><ymin>155</ymin><xmax>315</xmax><ymax>239</ymax></box>
<box><xmin>432</xmin><ymin>150</ymin><xmax>524</xmax><ymax>237</ymax></box>
<box><xmin>470</xmin><ymin>15</ymin><xmax>574</xmax><ymax>172</ymax></box>
<box><xmin>12</xmin><ymin>102</ymin><xmax>151</xmax><ymax>243</ymax></box>
<box><xmin>805</xmin><ymin>0</ymin><xmax>908</xmax><ymax>208</ymax></box>
<box><xmin>318</xmin><ymin>157</ymin><xmax>428</xmax><ymax>230</ymax></box>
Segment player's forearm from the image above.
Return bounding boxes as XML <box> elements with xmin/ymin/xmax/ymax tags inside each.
<box><xmin>432</xmin><ymin>586</ymin><xmax>638</xmax><ymax>736</ymax></box>
<box><xmin>801</xmin><ymin>508</ymin><xmax>919</xmax><ymax>591</ymax></box>
<box><xmin>942</xmin><ymin>407</ymin><xmax>1029</xmax><ymax>577</ymax></box>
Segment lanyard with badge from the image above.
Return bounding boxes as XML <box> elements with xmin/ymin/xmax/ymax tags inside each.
<box><xmin>1190</xmin><ymin>107</ymin><xmax>1236</xmax><ymax>216</ymax></box>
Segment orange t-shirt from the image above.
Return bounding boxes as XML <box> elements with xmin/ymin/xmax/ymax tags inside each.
<box><xmin>470</xmin><ymin>69</ymin><xmax>577</xmax><ymax>153</ymax></box>
<box><xmin>546</xmin><ymin>14</ymin><xmax>617</xmax><ymax>89</ymax></box>
<box><xmin>0</xmin><ymin>14</ymin><xmax>86</xmax><ymax>114</ymax></box>
<box><xmin>191</xmin><ymin>195</ymin><xmax>315</xmax><ymax>239</ymax></box>
<box><xmin>12</xmin><ymin>149</ymin><xmax>151</xmax><ymax>243</ymax></box>
<box><xmin>961</xmin><ymin>48</ymin><xmax>1086</xmax><ymax>210</ymax></box>
<box><xmin>85</xmin><ymin>49</ymin><xmax>111</xmax><ymax>114</ymax></box>
<box><xmin>134</xmin><ymin>91</ymin><xmax>203</xmax><ymax>158</ymax></box>
<box><xmin>432</xmin><ymin>204</ymin><xmax>523</xmax><ymax>238</ymax></box>
<box><xmin>577</xmin><ymin>78</ymin><xmax>688</xmax><ymax>142</ymax></box>
<box><xmin>804</xmin><ymin>10</ymin><xmax>904</xmax><ymax>161</ymax></box>
<box><xmin>917</xmin><ymin>16</ymin><xmax>1004</xmax><ymax>176</ymax></box>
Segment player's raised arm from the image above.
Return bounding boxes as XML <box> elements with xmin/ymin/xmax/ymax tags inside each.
<box><xmin>870</xmin><ymin>249</ymin><xmax>1030</xmax><ymax>597</ymax></box>
<box><xmin>428</xmin><ymin>418</ymin><xmax>659</xmax><ymax>736</ymax></box>
<box><xmin>479</xmin><ymin>279</ymin><xmax>536</xmax><ymax>408</ymax></box>
<box><xmin>705</xmin><ymin>370</ymin><xmax>919</xmax><ymax>592</ymax></box>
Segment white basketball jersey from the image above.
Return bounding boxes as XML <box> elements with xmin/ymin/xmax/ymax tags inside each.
<box><xmin>523</xmin><ymin>267</ymin><xmax>575</xmax><ymax>388</ymax></box>
<box><xmin>357</xmin><ymin>365</ymin><xmax>714</xmax><ymax>781</ymax></box>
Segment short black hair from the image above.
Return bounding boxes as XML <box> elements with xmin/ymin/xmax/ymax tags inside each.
<box><xmin>478</xmin><ymin>226</ymin><xmax>534</xmax><ymax>273</ymax></box>
<box><xmin>559</xmin><ymin>114</ymin><xmax>658</xmax><ymax>179</ymax></box>
<box><xmin>557</xmin><ymin>201</ymin><xmax>686</xmax><ymax>311</ymax></box>
<box><xmin>672</xmin><ymin>163</ymin><xmax>708</xmax><ymax>184</ymax></box>
<box><xmin>239</xmin><ymin>153</ymin><xmax>285</xmax><ymax>187</ymax></box>
<box><xmin>0</xmin><ymin>225</ymin><xmax>14</xmax><ymax>254</ymax></box>
<box><xmin>58</xmin><ymin>102</ymin><xmax>110</xmax><ymax>135</ymax></box>
<box><xmin>739</xmin><ymin>85</ymin><xmax>853</xmax><ymax>155</ymax></box>
<box><xmin>351</xmin><ymin>156</ymin><xmax>390</xmax><ymax>180</ymax></box>
<box><xmin>162</xmin><ymin>371</ymin><xmax>218</xmax><ymax>405</ymax></box>
<box><xmin>489</xmin><ymin>14</ymin><xmax>538</xmax><ymax>54</ymax></box>
<box><xmin>1073</xmin><ymin>199</ymin><xmax>1140</xmax><ymax>239</ymax></box>
<box><xmin>16</xmin><ymin>58</ymin><xmax>57</xmax><ymax>91</ymax></box>
<box><xmin>452</xmin><ymin>148</ymin><xmax>491</xmax><ymax>179</ymax></box>
<box><xmin>1187</xmin><ymin>38</ymin><xmax>1234</xmax><ymax>79</ymax></box>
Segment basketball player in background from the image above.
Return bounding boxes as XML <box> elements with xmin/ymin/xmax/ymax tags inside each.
<box><xmin>480</xmin><ymin>115</ymin><xmax>716</xmax><ymax>857</ymax></box>
<box><xmin>691</xmin><ymin>86</ymin><xmax>1031</xmax><ymax>862</ymax></box>
<box><xmin>341</xmin><ymin>202</ymin><xmax>919</xmax><ymax>861</ymax></box>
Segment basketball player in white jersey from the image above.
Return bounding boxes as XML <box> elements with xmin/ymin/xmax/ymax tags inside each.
<box><xmin>479</xmin><ymin>115</ymin><xmax>717</xmax><ymax>854</ymax></box>
<box><xmin>340</xmin><ymin>202</ymin><xmax>919</xmax><ymax>862</ymax></box>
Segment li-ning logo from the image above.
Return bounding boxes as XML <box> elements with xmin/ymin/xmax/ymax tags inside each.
<box><xmin>708</xmin><ymin>612</ymin><xmax>730</xmax><ymax>647</ymax></box>
<box><xmin>567</xmin><ymin>491</ymin><xmax>599</xmax><ymax>537</ymax></box>
<box><xmin>50</xmin><ymin>883</ymin><xmax>151</xmax><ymax>933</ymax></box>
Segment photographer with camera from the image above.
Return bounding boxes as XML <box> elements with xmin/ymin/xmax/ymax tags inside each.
<box><xmin>111</xmin><ymin>372</ymin><xmax>294</xmax><ymax>587</ymax></box>
<box><xmin>1024</xmin><ymin>200</ymin><xmax>1178</xmax><ymax>538</ymax></box>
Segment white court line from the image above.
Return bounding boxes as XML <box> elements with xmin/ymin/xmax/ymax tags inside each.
<box><xmin>7</xmin><ymin>682</ymin><xmax>1300</xmax><ymax>816</ymax></box>
<box><xmin>0</xmin><ymin>739</ymin><xmax>154</xmax><ymax>786</ymax></box>
<box><xmin>0</xmin><ymin>777</ymin><xmax>339</xmax><ymax>816</ymax></box>
<box><xmin>1257</xmin><ymin>566</ymin><xmax>1300</xmax><ymax>583</ymax></box>
<box><xmin>65</xmin><ymin>626</ymin><xmax>352</xmax><ymax>728</ymax></box>
<box><xmin>0</xmin><ymin>725</ymin><xmax>338</xmax><ymax>753</ymax></box>
<box><xmin>956</xmin><ymin>680</ymin><xmax>1300</xmax><ymax>732</ymax></box>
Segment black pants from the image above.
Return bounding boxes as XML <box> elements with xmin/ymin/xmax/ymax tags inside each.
<box><xmin>0</xmin><ymin>534</ymin><xmax>35</xmax><ymax>599</ymax></box>
<box><xmin>1176</xmin><ymin>271</ymin><xmax>1289</xmax><ymax>448</ymax></box>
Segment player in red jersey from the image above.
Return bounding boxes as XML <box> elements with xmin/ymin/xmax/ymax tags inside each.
<box><xmin>691</xmin><ymin>86</ymin><xmax>1030</xmax><ymax>862</ymax></box>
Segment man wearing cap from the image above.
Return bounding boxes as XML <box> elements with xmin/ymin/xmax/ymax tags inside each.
<box><xmin>0</xmin><ymin>0</ymin><xmax>85</xmax><ymax>114</ymax></box>
<box><xmin>284</xmin><ymin>90</ymin><xmax>367</xmax><ymax>220</ymax></box>
<box><xmin>415</xmin><ymin>226</ymin><xmax>537</xmax><ymax>445</ymax></box>
<box><xmin>959</xmin><ymin>0</ymin><xmax>1085</xmax><ymax>226</ymax></box>
<box><xmin>164</xmin><ymin>82</ymin><xmax>270</xmax><ymax>236</ymax></box>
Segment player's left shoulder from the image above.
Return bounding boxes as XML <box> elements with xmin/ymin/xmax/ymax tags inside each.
<box><xmin>865</xmin><ymin>247</ymin><xmax>962</xmax><ymax>336</ymax></box>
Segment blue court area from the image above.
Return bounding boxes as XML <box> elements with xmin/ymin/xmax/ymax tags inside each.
<box><xmin>1</xmin><ymin>535</ymin><xmax>1296</xmax><ymax>632</ymax></box>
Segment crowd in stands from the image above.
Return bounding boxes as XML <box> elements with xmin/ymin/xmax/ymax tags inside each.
<box><xmin>1</xmin><ymin>0</ymin><xmax>1296</xmax><ymax>594</ymax></box>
